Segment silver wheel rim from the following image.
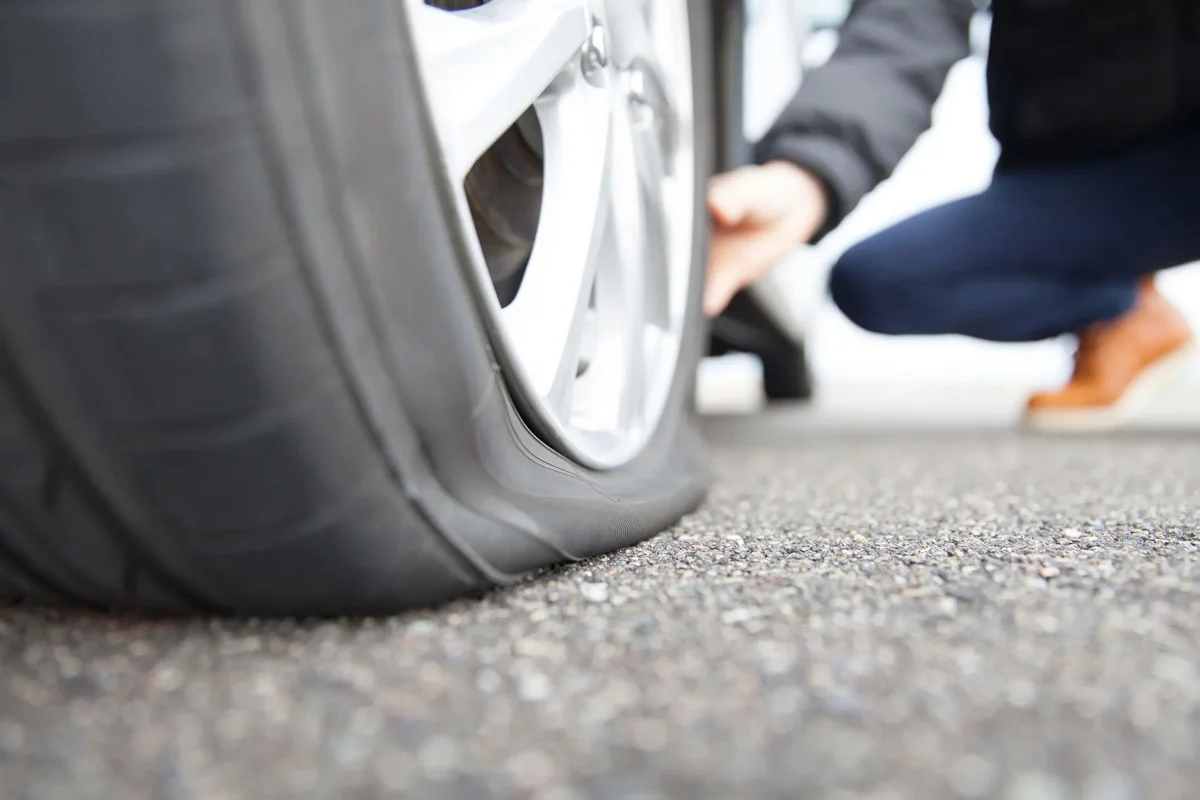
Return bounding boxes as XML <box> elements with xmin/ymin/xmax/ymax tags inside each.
<box><xmin>407</xmin><ymin>0</ymin><xmax>696</xmax><ymax>469</ymax></box>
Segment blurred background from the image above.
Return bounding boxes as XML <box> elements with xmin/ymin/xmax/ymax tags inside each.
<box><xmin>699</xmin><ymin>0</ymin><xmax>1200</xmax><ymax>417</ymax></box>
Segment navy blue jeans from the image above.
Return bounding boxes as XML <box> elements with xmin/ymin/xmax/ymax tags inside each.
<box><xmin>828</xmin><ymin>125</ymin><xmax>1200</xmax><ymax>342</ymax></box>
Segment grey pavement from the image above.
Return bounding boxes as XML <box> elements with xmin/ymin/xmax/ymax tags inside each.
<box><xmin>3</xmin><ymin>401</ymin><xmax>1200</xmax><ymax>799</ymax></box>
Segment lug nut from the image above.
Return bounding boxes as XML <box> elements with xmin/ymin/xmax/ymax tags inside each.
<box><xmin>581</xmin><ymin>25</ymin><xmax>610</xmax><ymax>87</ymax></box>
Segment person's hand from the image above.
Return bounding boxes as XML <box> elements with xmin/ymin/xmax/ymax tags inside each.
<box><xmin>703</xmin><ymin>160</ymin><xmax>830</xmax><ymax>317</ymax></box>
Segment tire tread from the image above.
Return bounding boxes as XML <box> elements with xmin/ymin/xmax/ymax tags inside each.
<box><xmin>0</xmin><ymin>0</ymin><xmax>484</xmax><ymax>612</ymax></box>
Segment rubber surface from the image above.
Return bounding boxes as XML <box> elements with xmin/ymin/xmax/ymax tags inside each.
<box><xmin>0</xmin><ymin>0</ymin><xmax>713</xmax><ymax>615</ymax></box>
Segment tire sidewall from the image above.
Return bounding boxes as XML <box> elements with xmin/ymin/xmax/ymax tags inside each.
<box><xmin>274</xmin><ymin>0</ymin><xmax>719</xmax><ymax>566</ymax></box>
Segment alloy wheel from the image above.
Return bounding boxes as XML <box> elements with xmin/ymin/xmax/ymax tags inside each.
<box><xmin>408</xmin><ymin>0</ymin><xmax>697</xmax><ymax>469</ymax></box>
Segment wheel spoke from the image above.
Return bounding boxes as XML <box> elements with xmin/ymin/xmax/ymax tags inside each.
<box><xmin>573</xmin><ymin>93</ymin><xmax>670</xmax><ymax>432</ymax></box>
<box><xmin>644</xmin><ymin>0</ymin><xmax>691</xmax><ymax>127</ymax></box>
<box><xmin>604</xmin><ymin>0</ymin><xmax>685</xmax><ymax>134</ymax></box>
<box><xmin>608</xmin><ymin>102</ymin><xmax>649</xmax><ymax>429</ymax></box>
<box><xmin>500</xmin><ymin>79</ymin><xmax>612</xmax><ymax>410</ymax></box>
<box><xmin>408</xmin><ymin>0</ymin><xmax>592</xmax><ymax>178</ymax></box>
<box><xmin>569</xmin><ymin>212</ymin><xmax>628</xmax><ymax>433</ymax></box>
<box><xmin>599</xmin><ymin>0</ymin><xmax>652</xmax><ymax>68</ymax></box>
<box><xmin>627</xmin><ymin>103</ymin><xmax>672</xmax><ymax>329</ymax></box>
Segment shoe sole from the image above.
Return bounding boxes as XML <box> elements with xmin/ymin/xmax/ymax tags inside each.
<box><xmin>1022</xmin><ymin>342</ymin><xmax>1196</xmax><ymax>434</ymax></box>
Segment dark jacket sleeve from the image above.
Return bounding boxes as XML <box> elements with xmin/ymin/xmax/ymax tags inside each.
<box><xmin>754</xmin><ymin>0</ymin><xmax>976</xmax><ymax>239</ymax></box>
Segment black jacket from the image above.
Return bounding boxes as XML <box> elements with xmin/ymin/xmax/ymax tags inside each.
<box><xmin>756</xmin><ymin>0</ymin><xmax>1200</xmax><ymax>237</ymax></box>
<box><xmin>988</xmin><ymin>0</ymin><xmax>1200</xmax><ymax>170</ymax></box>
<box><xmin>754</xmin><ymin>0</ymin><xmax>976</xmax><ymax>238</ymax></box>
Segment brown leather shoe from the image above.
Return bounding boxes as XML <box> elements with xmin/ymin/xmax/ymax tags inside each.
<box><xmin>1024</xmin><ymin>277</ymin><xmax>1194</xmax><ymax>432</ymax></box>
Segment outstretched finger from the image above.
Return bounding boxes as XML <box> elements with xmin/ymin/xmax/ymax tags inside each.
<box><xmin>703</xmin><ymin>268</ymin><xmax>740</xmax><ymax>318</ymax></box>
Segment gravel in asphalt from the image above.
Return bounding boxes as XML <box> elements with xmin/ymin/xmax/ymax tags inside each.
<box><xmin>2</xmin><ymin>414</ymin><xmax>1199</xmax><ymax>799</ymax></box>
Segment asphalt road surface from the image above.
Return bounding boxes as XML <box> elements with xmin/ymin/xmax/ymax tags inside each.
<box><xmin>2</xmin><ymin>403</ymin><xmax>1199</xmax><ymax>800</ymax></box>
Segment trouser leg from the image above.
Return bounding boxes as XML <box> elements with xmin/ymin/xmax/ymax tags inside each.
<box><xmin>827</xmin><ymin>125</ymin><xmax>1200</xmax><ymax>342</ymax></box>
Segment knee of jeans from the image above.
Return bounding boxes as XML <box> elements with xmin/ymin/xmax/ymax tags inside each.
<box><xmin>828</xmin><ymin>244</ymin><xmax>908</xmax><ymax>334</ymax></box>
